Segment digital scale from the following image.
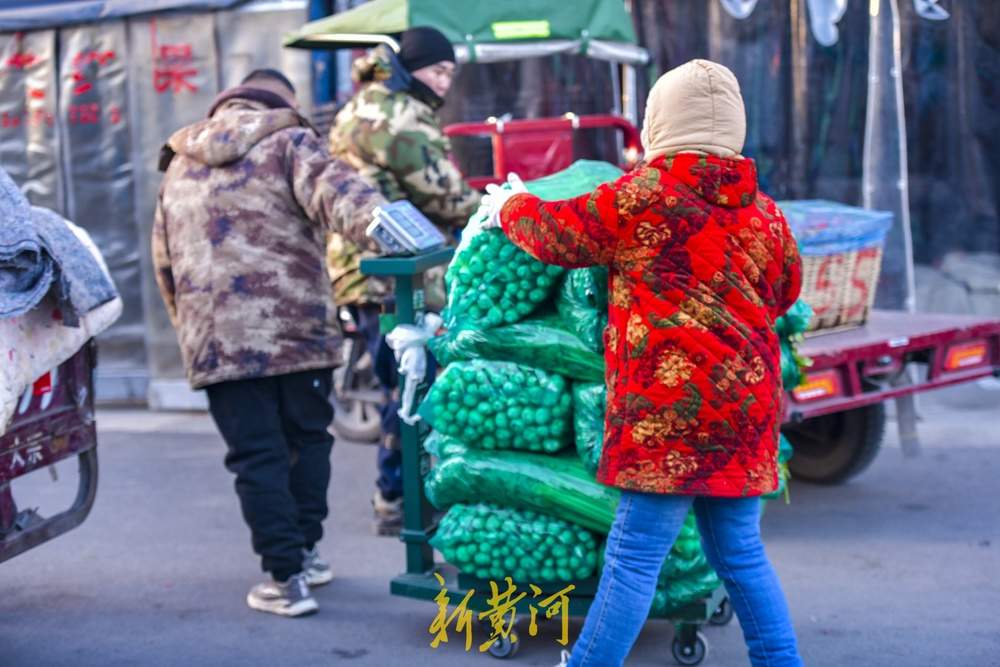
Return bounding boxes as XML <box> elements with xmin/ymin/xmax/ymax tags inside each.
<box><xmin>366</xmin><ymin>200</ymin><xmax>447</xmax><ymax>255</ymax></box>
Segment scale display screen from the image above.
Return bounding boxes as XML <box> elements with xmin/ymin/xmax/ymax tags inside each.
<box><xmin>366</xmin><ymin>201</ymin><xmax>447</xmax><ymax>255</ymax></box>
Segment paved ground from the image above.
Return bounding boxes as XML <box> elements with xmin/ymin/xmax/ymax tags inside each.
<box><xmin>2</xmin><ymin>385</ymin><xmax>998</xmax><ymax>667</ymax></box>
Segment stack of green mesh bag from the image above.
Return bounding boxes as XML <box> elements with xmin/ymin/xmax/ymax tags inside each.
<box><xmin>420</xmin><ymin>160</ymin><xmax>812</xmax><ymax>615</ymax></box>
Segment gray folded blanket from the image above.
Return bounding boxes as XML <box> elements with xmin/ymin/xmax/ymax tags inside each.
<box><xmin>0</xmin><ymin>168</ymin><xmax>117</xmax><ymax>325</ymax></box>
<box><xmin>0</xmin><ymin>169</ymin><xmax>52</xmax><ymax>319</ymax></box>
<box><xmin>30</xmin><ymin>206</ymin><xmax>118</xmax><ymax>325</ymax></box>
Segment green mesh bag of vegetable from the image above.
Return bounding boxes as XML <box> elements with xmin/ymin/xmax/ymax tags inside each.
<box><xmin>431</xmin><ymin>503</ymin><xmax>599</xmax><ymax>582</ymax></box>
<box><xmin>762</xmin><ymin>434</ymin><xmax>794</xmax><ymax>503</ymax></box>
<box><xmin>428</xmin><ymin>314</ymin><xmax>604</xmax><ymax>383</ymax></box>
<box><xmin>573</xmin><ymin>382</ymin><xmax>606</xmax><ymax>474</ymax></box>
<box><xmin>778</xmin><ymin>299</ymin><xmax>814</xmax><ymax>389</ymax></box>
<box><xmin>557</xmin><ymin>267</ymin><xmax>609</xmax><ymax>353</ymax></box>
<box><xmin>775</xmin><ymin>299</ymin><xmax>814</xmax><ymax>338</ymax></box>
<box><xmin>422</xmin><ymin>430</ymin><xmax>469</xmax><ymax>460</ymax></box>
<box><xmin>425</xmin><ymin>447</ymin><xmax>619</xmax><ymax>534</ymax></box>
<box><xmin>442</xmin><ymin>160</ymin><xmax>623</xmax><ymax>330</ymax></box>
<box><xmin>420</xmin><ymin>360</ymin><xmax>572</xmax><ymax>453</ymax></box>
<box><xmin>523</xmin><ymin>160</ymin><xmax>623</xmax><ymax>201</ymax></box>
<box><xmin>780</xmin><ymin>338</ymin><xmax>803</xmax><ymax>388</ymax></box>
<box><xmin>651</xmin><ymin>512</ymin><xmax>722</xmax><ymax>615</ymax></box>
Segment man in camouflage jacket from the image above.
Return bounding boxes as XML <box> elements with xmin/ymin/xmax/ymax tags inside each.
<box><xmin>328</xmin><ymin>28</ymin><xmax>480</xmax><ymax>534</ymax></box>
<box><xmin>153</xmin><ymin>69</ymin><xmax>387</xmax><ymax>617</ymax></box>
<box><xmin>327</xmin><ymin>29</ymin><xmax>480</xmax><ymax>306</ymax></box>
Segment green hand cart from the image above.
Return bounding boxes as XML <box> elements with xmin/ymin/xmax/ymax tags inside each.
<box><xmin>361</xmin><ymin>249</ymin><xmax>730</xmax><ymax>665</ymax></box>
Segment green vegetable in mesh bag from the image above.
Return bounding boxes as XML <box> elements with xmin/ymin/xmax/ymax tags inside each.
<box><xmin>428</xmin><ymin>314</ymin><xmax>604</xmax><ymax>383</ymax></box>
<box><xmin>775</xmin><ymin>299</ymin><xmax>814</xmax><ymax>338</ymax></box>
<box><xmin>421</xmin><ymin>360</ymin><xmax>572</xmax><ymax>453</ymax></box>
<box><xmin>651</xmin><ymin>510</ymin><xmax>722</xmax><ymax>614</ymax></box>
<box><xmin>573</xmin><ymin>382</ymin><xmax>606</xmax><ymax>474</ymax></box>
<box><xmin>762</xmin><ymin>434</ymin><xmax>794</xmax><ymax>503</ymax></box>
<box><xmin>425</xmin><ymin>447</ymin><xmax>620</xmax><ymax>534</ymax></box>
<box><xmin>431</xmin><ymin>503</ymin><xmax>599</xmax><ymax>582</ymax></box>
<box><xmin>780</xmin><ymin>337</ymin><xmax>803</xmax><ymax>388</ymax></box>
<box><xmin>783</xmin><ymin>340</ymin><xmax>813</xmax><ymax>388</ymax></box>
<box><xmin>557</xmin><ymin>267</ymin><xmax>609</xmax><ymax>353</ymax></box>
<box><xmin>442</xmin><ymin>160</ymin><xmax>623</xmax><ymax>330</ymax></box>
<box><xmin>443</xmin><ymin>226</ymin><xmax>564</xmax><ymax>329</ymax></box>
<box><xmin>523</xmin><ymin>160</ymin><xmax>623</xmax><ymax>201</ymax></box>
<box><xmin>778</xmin><ymin>299</ymin><xmax>814</xmax><ymax>389</ymax></box>
<box><xmin>423</xmin><ymin>430</ymin><xmax>470</xmax><ymax>460</ymax></box>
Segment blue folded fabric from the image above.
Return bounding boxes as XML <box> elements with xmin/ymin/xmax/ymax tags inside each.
<box><xmin>0</xmin><ymin>169</ymin><xmax>53</xmax><ymax>319</ymax></box>
<box><xmin>0</xmin><ymin>168</ymin><xmax>117</xmax><ymax>326</ymax></box>
<box><xmin>31</xmin><ymin>206</ymin><xmax>118</xmax><ymax>326</ymax></box>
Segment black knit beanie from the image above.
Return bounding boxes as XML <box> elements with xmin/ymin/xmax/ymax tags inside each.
<box><xmin>397</xmin><ymin>26</ymin><xmax>455</xmax><ymax>73</ymax></box>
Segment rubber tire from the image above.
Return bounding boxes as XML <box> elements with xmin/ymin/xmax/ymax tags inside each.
<box><xmin>709</xmin><ymin>598</ymin><xmax>734</xmax><ymax>626</ymax></box>
<box><xmin>330</xmin><ymin>387</ymin><xmax>383</xmax><ymax>442</ymax></box>
<box><xmin>671</xmin><ymin>631</ymin><xmax>708</xmax><ymax>665</ymax></box>
<box><xmin>330</xmin><ymin>338</ymin><xmax>384</xmax><ymax>443</ymax></box>
<box><xmin>485</xmin><ymin>631</ymin><xmax>520</xmax><ymax>659</ymax></box>
<box><xmin>783</xmin><ymin>402</ymin><xmax>886</xmax><ymax>485</ymax></box>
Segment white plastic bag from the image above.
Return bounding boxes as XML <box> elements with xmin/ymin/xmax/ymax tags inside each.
<box><xmin>385</xmin><ymin>312</ymin><xmax>443</xmax><ymax>425</ymax></box>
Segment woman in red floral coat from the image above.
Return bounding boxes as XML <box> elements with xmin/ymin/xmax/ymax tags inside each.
<box><xmin>483</xmin><ymin>60</ymin><xmax>804</xmax><ymax>667</ymax></box>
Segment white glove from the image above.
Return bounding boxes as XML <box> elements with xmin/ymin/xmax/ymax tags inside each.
<box><xmin>478</xmin><ymin>172</ymin><xmax>527</xmax><ymax>229</ymax></box>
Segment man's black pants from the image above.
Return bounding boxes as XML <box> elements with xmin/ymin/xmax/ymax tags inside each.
<box><xmin>205</xmin><ymin>368</ymin><xmax>334</xmax><ymax>582</ymax></box>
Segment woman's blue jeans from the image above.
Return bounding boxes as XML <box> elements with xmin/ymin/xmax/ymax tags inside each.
<box><xmin>568</xmin><ymin>492</ymin><xmax>802</xmax><ymax>667</ymax></box>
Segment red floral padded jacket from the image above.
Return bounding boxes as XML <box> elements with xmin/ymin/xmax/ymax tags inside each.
<box><xmin>501</xmin><ymin>154</ymin><xmax>802</xmax><ymax>497</ymax></box>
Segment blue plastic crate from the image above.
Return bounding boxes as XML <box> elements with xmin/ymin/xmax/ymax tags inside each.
<box><xmin>777</xmin><ymin>200</ymin><xmax>892</xmax><ymax>257</ymax></box>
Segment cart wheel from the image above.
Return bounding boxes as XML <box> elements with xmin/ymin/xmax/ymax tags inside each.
<box><xmin>671</xmin><ymin>631</ymin><xmax>708</xmax><ymax>665</ymax></box>
<box><xmin>485</xmin><ymin>631</ymin><xmax>521</xmax><ymax>659</ymax></box>
<box><xmin>783</xmin><ymin>402</ymin><xmax>886</xmax><ymax>485</ymax></box>
<box><xmin>709</xmin><ymin>598</ymin><xmax>734</xmax><ymax>626</ymax></box>
<box><xmin>330</xmin><ymin>336</ymin><xmax>384</xmax><ymax>443</ymax></box>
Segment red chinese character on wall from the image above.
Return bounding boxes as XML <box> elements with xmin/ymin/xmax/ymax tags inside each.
<box><xmin>6</xmin><ymin>52</ymin><xmax>36</xmax><ymax>70</ymax></box>
<box><xmin>27</xmin><ymin>108</ymin><xmax>54</xmax><ymax>128</ymax></box>
<box><xmin>32</xmin><ymin>109</ymin><xmax>51</xmax><ymax>128</ymax></box>
<box><xmin>5</xmin><ymin>33</ymin><xmax>38</xmax><ymax>71</ymax></box>
<box><xmin>71</xmin><ymin>49</ymin><xmax>116</xmax><ymax>96</ymax></box>
<box><xmin>68</xmin><ymin>103</ymin><xmax>100</xmax><ymax>125</ymax></box>
<box><xmin>1</xmin><ymin>111</ymin><xmax>22</xmax><ymax>129</ymax></box>
<box><xmin>64</xmin><ymin>45</ymin><xmax>117</xmax><ymax>124</ymax></box>
<box><xmin>1</xmin><ymin>35</ymin><xmax>54</xmax><ymax>130</ymax></box>
<box><xmin>150</xmin><ymin>19</ymin><xmax>199</xmax><ymax>94</ymax></box>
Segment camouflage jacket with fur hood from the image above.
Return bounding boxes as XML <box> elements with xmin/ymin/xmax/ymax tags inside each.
<box><xmin>153</xmin><ymin>88</ymin><xmax>387</xmax><ymax>389</ymax></box>
<box><xmin>327</xmin><ymin>46</ymin><xmax>480</xmax><ymax>305</ymax></box>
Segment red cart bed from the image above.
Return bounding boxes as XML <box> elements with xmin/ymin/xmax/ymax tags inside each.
<box><xmin>0</xmin><ymin>343</ymin><xmax>99</xmax><ymax>563</ymax></box>
<box><xmin>782</xmin><ymin>311</ymin><xmax>1000</xmax><ymax>484</ymax></box>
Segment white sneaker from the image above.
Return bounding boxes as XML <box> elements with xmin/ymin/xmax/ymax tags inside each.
<box><xmin>303</xmin><ymin>546</ymin><xmax>334</xmax><ymax>587</ymax></box>
<box><xmin>553</xmin><ymin>649</ymin><xmax>571</xmax><ymax>667</ymax></box>
<box><xmin>246</xmin><ymin>573</ymin><xmax>318</xmax><ymax>617</ymax></box>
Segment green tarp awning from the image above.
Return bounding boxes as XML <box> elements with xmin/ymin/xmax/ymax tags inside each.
<box><xmin>284</xmin><ymin>0</ymin><xmax>648</xmax><ymax>65</ymax></box>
